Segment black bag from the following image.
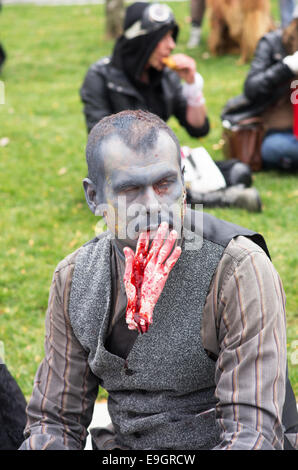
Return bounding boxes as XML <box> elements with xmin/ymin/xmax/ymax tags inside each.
<box><xmin>222</xmin><ymin>117</ymin><xmax>264</xmax><ymax>172</ymax></box>
<box><xmin>221</xmin><ymin>95</ymin><xmax>266</xmax><ymax>172</ymax></box>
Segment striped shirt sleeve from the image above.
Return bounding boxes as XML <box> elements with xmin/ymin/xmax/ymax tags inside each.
<box><xmin>205</xmin><ymin>236</ymin><xmax>287</xmax><ymax>450</ymax></box>
<box><xmin>19</xmin><ymin>251</ymin><xmax>100</xmax><ymax>450</ymax></box>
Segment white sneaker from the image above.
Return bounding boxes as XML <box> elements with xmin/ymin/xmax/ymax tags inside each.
<box><xmin>187</xmin><ymin>26</ymin><xmax>201</xmax><ymax>48</ymax></box>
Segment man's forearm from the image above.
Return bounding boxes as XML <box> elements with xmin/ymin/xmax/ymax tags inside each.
<box><xmin>19</xmin><ymin>430</ymin><xmax>80</xmax><ymax>450</ymax></box>
<box><xmin>212</xmin><ymin>238</ymin><xmax>287</xmax><ymax>450</ymax></box>
<box><xmin>186</xmin><ymin>103</ymin><xmax>207</xmax><ymax>128</ymax></box>
<box><xmin>19</xmin><ymin>357</ymin><xmax>91</xmax><ymax>450</ymax></box>
<box><xmin>182</xmin><ymin>71</ymin><xmax>207</xmax><ymax>129</ymax></box>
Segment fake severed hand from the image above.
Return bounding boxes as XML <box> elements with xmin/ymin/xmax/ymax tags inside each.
<box><xmin>123</xmin><ymin>222</ymin><xmax>181</xmax><ymax>334</ymax></box>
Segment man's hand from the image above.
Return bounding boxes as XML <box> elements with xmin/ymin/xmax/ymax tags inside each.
<box><xmin>169</xmin><ymin>53</ymin><xmax>197</xmax><ymax>84</ymax></box>
<box><xmin>123</xmin><ymin>222</ymin><xmax>181</xmax><ymax>334</ymax></box>
<box><xmin>162</xmin><ymin>53</ymin><xmax>207</xmax><ymax>127</ymax></box>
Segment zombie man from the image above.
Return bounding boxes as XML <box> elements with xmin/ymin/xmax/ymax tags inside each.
<box><xmin>20</xmin><ymin>111</ymin><xmax>297</xmax><ymax>450</ymax></box>
<box><xmin>80</xmin><ymin>1</ymin><xmax>262</xmax><ymax>212</ymax></box>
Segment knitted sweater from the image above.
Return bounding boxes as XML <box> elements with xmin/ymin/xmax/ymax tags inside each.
<box><xmin>69</xmin><ymin>229</ymin><xmax>224</xmax><ymax>450</ymax></box>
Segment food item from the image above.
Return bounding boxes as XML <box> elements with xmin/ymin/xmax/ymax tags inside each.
<box><xmin>162</xmin><ymin>56</ymin><xmax>178</xmax><ymax>70</ymax></box>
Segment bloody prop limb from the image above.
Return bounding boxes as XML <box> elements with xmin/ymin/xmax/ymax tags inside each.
<box><xmin>123</xmin><ymin>222</ymin><xmax>182</xmax><ymax>334</ymax></box>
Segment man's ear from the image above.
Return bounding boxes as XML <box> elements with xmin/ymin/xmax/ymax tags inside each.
<box><xmin>182</xmin><ymin>187</ymin><xmax>187</xmax><ymax>216</ymax></box>
<box><xmin>83</xmin><ymin>178</ymin><xmax>99</xmax><ymax>214</ymax></box>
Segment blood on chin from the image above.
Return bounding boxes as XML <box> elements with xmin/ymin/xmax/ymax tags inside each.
<box><xmin>140</xmin><ymin>224</ymin><xmax>173</xmax><ymax>240</ymax></box>
<box><xmin>145</xmin><ymin>228</ymin><xmax>158</xmax><ymax>239</ymax></box>
<box><xmin>118</xmin><ymin>221</ymin><xmax>176</xmax><ymax>248</ymax></box>
<box><xmin>123</xmin><ymin>221</ymin><xmax>181</xmax><ymax>334</ymax></box>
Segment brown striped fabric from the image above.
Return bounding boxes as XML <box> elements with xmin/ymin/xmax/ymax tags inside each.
<box><xmin>203</xmin><ymin>237</ymin><xmax>287</xmax><ymax>449</ymax></box>
<box><xmin>20</xmin><ymin>236</ymin><xmax>290</xmax><ymax>450</ymax></box>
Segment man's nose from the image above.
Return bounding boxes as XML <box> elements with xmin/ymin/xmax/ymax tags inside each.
<box><xmin>142</xmin><ymin>186</ymin><xmax>160</xmax><ymax>212</ymax></box>
<box><xmin>167</xmin><ymin>36</ymin><xmax>176</xmax><ymax>51</ymax></box>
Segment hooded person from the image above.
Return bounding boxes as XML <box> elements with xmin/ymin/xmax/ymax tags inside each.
<box><xmin>111</xmin><ymin>1</ymin><xmax>179</xmax><ymax>91</ymax></box>
<box><xmin>80</xmin><ymin>2</ymin><xmax>262</xmax><ymax>212</ymax></box>
<box><xmin>80</xmin><ymin>2</ymin><xmax>209</xmax><ymax>137</ymax></box>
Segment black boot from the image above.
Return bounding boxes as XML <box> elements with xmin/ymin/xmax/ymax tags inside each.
<box><xmin>187</xmin><ymin>184</ymin><xmax>262</xmax><ymax>212</ymax></box>
<box><xmin>0</xmin><ymin>43</ymin><xmax>6</xmax><ymax>72</ymax></box>
<box><xmin>215</xmin><ymin>160</ymin><xmax>252</xmax><ymax>187</ymax></box>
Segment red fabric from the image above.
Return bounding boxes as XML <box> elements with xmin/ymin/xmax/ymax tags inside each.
<box><xmin>294</xmin><ymin>99</ymin><xmax>298</xmax><ymax>138</ymax></box>
<box><xmin>293</xmin><ymin>85</ymin><xmax>298</xmax><ymax>138</ymax></box>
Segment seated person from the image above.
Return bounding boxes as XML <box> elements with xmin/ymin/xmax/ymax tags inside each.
<box><xmin>20</xmin><ymin>110</ymin><xmax>297</xmax><ymax>450</ymax></box>
<box><xmin>0</xmin><ymin>362</ymin><xmax>27</xmax><ymax>450</ymax></box>
<box><xmin>244</xmin><ymin>8</ymin><xmax>298</xmax><ymax>170</ymax></box>
<box><xmin>80</xmin><ymin>1</ymin><xmax>261</xmax><ymax>211</ymax></box>
<box><xmin>80</xmin><ymin>2</ymin><xmax>208</xmax><ymax>136</ymax></box>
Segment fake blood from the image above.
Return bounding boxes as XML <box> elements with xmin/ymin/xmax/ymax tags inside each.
<box><xmin>124</xmin><ymin>223</ymin><xmax>181</xmax><ymax>335</ymax></box>
<box><xmin>128</xmin><ymin>246</ymin><xmax>149</xmax><ymax>333</ymax></box>
<box><xmin>126</xmin><ymin>251</ymin><xmax>168</xmax><ymax>334</ymax></box>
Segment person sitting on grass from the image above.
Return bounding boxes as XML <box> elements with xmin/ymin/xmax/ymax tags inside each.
<box><xmin>80</xmin><ymin>1</ymin><xmax>262</xmax><ymax>212</ymax></box>
<box><xmin>244</xmin><ymin>7</ymin><xmax>298</xmax><ymax>170</ymax></box>
<box><xmin>20</xmin><ymin>110</ymin><xmax>297</xmax><ymax>450</ymax></box>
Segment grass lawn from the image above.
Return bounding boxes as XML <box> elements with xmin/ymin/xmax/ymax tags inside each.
<box><xmin>0</xmin><ymin>1</ymin><xmax>297</xmax><ymax>402</ymax></box>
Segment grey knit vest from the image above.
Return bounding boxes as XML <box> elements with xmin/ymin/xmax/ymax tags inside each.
<box><xmin>69</xmin><ymin>229</ymin><xmax>224</xmax><ymax>450</ymax></box>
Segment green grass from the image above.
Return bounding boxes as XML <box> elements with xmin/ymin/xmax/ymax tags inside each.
<box><xmin>0</xmin><ymin>1</ymin><xmax>297</xmax><ymax>402</ymax></box>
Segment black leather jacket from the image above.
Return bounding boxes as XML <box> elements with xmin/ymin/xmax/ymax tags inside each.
<box><xmin>221</xmin><ymin>30</ymin><xmax>295</xmax><ymax>124</ymax></box>
<box><xmin>244</xmin><ymin>29</ymin><xmax>294</xmax><ymax>106</ymax></box>
<box><xmin>80</xmin><ymin>57</ymin><xmax>209</xmax><ymax>136</ymax></box>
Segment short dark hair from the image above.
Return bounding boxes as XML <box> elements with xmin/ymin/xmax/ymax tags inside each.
<box><xmin>85</xmin><ymin>110</ymin><xmax>181</xmax><ymax>200</ymax></box>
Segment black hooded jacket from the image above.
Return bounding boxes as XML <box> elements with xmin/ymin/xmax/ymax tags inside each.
<box><xmin>244</xmin><ymin>29</ymin><xmax>294</xmax><ymax>106</ymax></box>
<box><xmin>80</xmin><ymin>3</ymin><xmax>209</xmax><ymax>136</ymax></box>
<box><xmin>221</xmin><ymin>30</ymin><xmax>295</xmax><ymax>125</ymax></box>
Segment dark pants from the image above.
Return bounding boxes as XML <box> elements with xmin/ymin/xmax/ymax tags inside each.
<box><xmin>215</xmin><ymin>159</ymin><xmax>252</xmax><ymax>187</ymax></box>
<box><xmin>190</xmin><ymin>0</ymin><xmax>206</xmax><ymax>26</ymax></box>
<box><xmin>262</xmin><ymin>132</ymin><xmax>298</xmax><ymax>170</ymax></box>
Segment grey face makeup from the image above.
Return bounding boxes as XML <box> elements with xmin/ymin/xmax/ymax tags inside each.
<box><xmin>86</xmin><ymin>130</ymin><xmax>185</xmax><ymax>250</ymax></box>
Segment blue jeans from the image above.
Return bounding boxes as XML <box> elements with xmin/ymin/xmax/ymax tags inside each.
<box><xmin>261</xmin><ymin>132</ymin><xmax>298</xmax><ymax>169</ymax></box>
<box><xmin>280</xmin><ymin>0</ymin><xmax>295</xmax><ymax>27</ymax></box>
